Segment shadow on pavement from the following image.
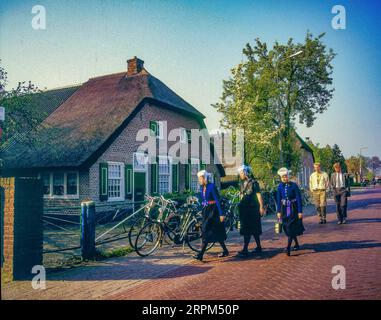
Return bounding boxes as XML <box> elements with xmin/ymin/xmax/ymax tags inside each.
<box><xmin>347</xmin><ymin>198</ymin><xmax>381</xmax><ymax>211</ymax></box>
<box><xmin>46</xmin><ymin>262</ymin><xmax>212</xmax><ymax>281</ymax></box>
<box><xmin>293</xmin><ymin>239</ymin><xmax>381</xmax><ymax>256</ymax></box>
<box><xmin>346</xmin><ymin>218</ymin><xmax>381</xmax><ymax>224</ymax></box>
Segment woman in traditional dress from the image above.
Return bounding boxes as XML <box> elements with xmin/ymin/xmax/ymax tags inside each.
<box><xmin>193</xmin><ymin>170</ymin><xmax>229</xmax><ymax>261</ymax></box>
<box><xmin>237</xmin><ymin>165</ymin><xmax>265</xmax><ymax>257</ymax></box>
<box><xmin>276</xmin><ymin>167</ymin><xmax>305</xmax><ymax>256</ymax></box>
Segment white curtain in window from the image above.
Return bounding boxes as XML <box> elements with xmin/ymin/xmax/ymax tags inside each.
<box><xmin>159</xmin><ymin>157</ymin><xmax>170</xmax><ymax>194</ymax></box>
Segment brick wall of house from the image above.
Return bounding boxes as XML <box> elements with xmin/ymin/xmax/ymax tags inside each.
<box><xmin>1</xmin><ymin>177</ymin><xmax>43</xmax><ymax>282</ymax></box>
<box><xmin>88</xmin><ymin>102</ymin><xmax>221</xmax><ymax>208</ymax></box>
<box><xmin>297</xmin><ymin>147</ymin><xmax>315</xmax><ymax>188</ymax></box>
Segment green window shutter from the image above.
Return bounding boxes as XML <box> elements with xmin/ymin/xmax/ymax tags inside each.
<box><xmin>99</xmin><ymin>163</ymin><xmax>108</xmax><ymax>201</ymax></box>
<box><xmin>172</xmin><ymin>164</ymin><xmax>179</xmax><ymax>193</ymax></box>
<box><xmin>151</xmin><ymin>160</ymin><xmax>158</xmax><ymax>195</ymax></box>
<box><xmin>150</xmin><ymin>121</ymin><xmax>158</xmax><ymax>137</ymax></box>
<box><xmin>125</xmin><ymin>164</ymin><xmax>133</xmax><ymax>199</ymax></box>
<box><xmin>186</xmin><ymin>129</ymin><xmax>191</xmax><ymax>143</ymax></box>
<box><xmin>185</xmin><ymin>162</ymin><xmax>190</xmax><ymax>190</ymax></box>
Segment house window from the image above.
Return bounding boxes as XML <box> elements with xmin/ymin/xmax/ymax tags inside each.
<box><xmin>180</xmin><ymin>128</ymin><xmax>187</xmax><ymax>144</ymax></box>
<box><xmin>158</xmin><ymin>156</ymin><xmax>171</xmax><ymax>194</ymax></box>
<box><xmin>304</xmin><ymin>167</ymin><xmax>308</xmax><ymax>187</ymax></box>
<box><xmin>53</xmin><ymin>173</ymin><xmax>64</xmax><ymax>196</ymax></box>
<box><xmin>209</xmin><ymin>172</ymin><xmax>215</xmax><ymax>184</ymax></box>
<box><xmin>42</xmin><ymin>173</ymin><xmax>51</xmax><ymax>195</ymax></box>
<box><xmin>150</xmin><ymin>121</ymin><xmax>164</xmax><ymax>139</ymax></box>
<box><xmin>66</xmin><ymin>173</ymin><xmax>78</xmax><ymax>195</ymax></box>
<box><xmin>190</xmin><ymin>158</ymin><xmax>200</xmax><ymax>192</ymax></box>
<box><xmin>108</xmin><ymin>162</ymin><xmax>124</xmax><ymax>200</ymax></box>
<box><xmin>133</xmin><ymin>152</ymin><xmax>148</xmax><ymax>171</ymax></box>
<box><xmin>41</xmin><ymin>172</ymin><xmax>79</xmax><ymax>198</ymax></box>
<box><xmin>186</xmin><ymin>129</ymin><xmax>191</xmax><ymax>143</ymax></box>
<box><xmin>157</xmin><ymin>121</ymin><xmax>164</xmax><ymax>140</ymax></box>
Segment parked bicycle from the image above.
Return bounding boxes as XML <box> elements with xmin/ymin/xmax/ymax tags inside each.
<box><xmin>220</xmin><ymin>190</ymin><xmax>240</xmax><ymax>233</ymax></box>
<box><xmin>300</xmin><ymin>188</ymin><xmax>312</xmax><ymax>206</ymax></box>
<box><xmin>134</xmin><ymin>197</ymin><xmax>208</xmax><ymax>257</ymax></box>
<box><xmin>262</xmin><ymin>189</ymin><xmax>278</xmax><ymax>215</ymax></box>
<box><xmin>127</xmin><ymin>195</ymin><xmax>163</xmax><ymax>248</ymax></box>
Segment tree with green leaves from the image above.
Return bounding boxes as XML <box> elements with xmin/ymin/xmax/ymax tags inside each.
<box><xmin>307</xmin><ymin>141</ymin><xmax>347</xmax><ymax>175</ymax></box>
<box><xmin>331</xmin><ymin>143</ymin><xmax>347</xmax><ymax>173</ymax></box>
<box><xmin>0</xmin><ymin>60</ymin><xmax>43</xmax><ymax>154</ymax></box>
<box><xmin>213</xmin><ymin>32</ymin><xmax>335</xmax><ymax>185</ymax></box>
<box><xmin>346</xmin><ymin>156</ymin><xmax>368</xmax><ymax>182</ymax></box>
<box><xmin>307</xmin><ymin>142</ymin><xmax>334</xmax><ymax>173</ymax></box>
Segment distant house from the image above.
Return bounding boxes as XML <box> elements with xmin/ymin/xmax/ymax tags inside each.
<box><xmin>2</xmin><ymin>57</ymin><xmax>224</xmax><ymax>212</ymax></box>
<box><xmin>210</xmin><ymin>130</ymin><xmax>314</xmax><ymax>189</ymax></box>
<box><xmin>295</xmin><ymin>134</ymin><xmax>315</xmax><ymax>189</ymax></box>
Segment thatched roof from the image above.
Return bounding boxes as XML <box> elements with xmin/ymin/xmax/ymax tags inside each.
<box><xmin>2</xmin><ymin>68</ymin><xmax>206</xmax><ymax>169</ymax></box>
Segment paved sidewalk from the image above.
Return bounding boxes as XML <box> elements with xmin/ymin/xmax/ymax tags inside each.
<box><xmin>2</xmin><ymin>187</ymin><xmax>380</xmax><ymax>300</ymax></box>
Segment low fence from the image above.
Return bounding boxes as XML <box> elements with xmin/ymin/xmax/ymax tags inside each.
<box><xmin>42</xmin><ymin>201</ymin><xmax>146</xmax><ymax>268</ymax></box>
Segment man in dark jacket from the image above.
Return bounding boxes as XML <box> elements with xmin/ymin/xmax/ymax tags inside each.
<box><xmin>330</xmin><ymin>163</ymin><xmax>351</xmax><ymax>224</ymax></box>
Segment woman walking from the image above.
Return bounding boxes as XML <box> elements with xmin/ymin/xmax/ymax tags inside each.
<box><xmin>237</xmin><ymin>165</ymin><xmax>265</xmax><ymax>257</ymax></box>
<box><xmin>193</xmin><ymin>170</ymin><xmax>229</xmax><ymax>261</ymax></box>
<box><xmin>276</xmin><ymin>167</ymin><xmax>305</xmax><ymax>256</ymax></box>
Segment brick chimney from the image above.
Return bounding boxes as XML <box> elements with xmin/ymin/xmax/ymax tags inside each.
<box><xmin>127</xmin><ymin>56</ymin><xmax>144</xmax><ymax>76</ymax></box>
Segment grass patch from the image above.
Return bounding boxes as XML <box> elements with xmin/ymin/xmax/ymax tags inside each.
<box><xmin>96</xmin><ymin>246</ymin><xmax>134</xmax><ymax>260</ymax></box>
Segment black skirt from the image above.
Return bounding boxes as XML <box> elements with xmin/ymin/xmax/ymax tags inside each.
<box><xmin>201</xmin><ymin>204</ymin><xmax>227</xmax><ymax>243</ymax></box>
<box><xmin>238</xmin><ymin>204</ymin><xmax>262</xmax><ymax>236</ymax></box>
<box><xmin>281</xmin><ymin>201</ymin><xmax>305</xmax><ymax>237</ymax></box>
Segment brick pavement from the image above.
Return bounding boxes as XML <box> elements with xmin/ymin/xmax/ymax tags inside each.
<box><xmin>2</xmin><ymin>187</ymin><xmax>380</xmax><ymax>300</ymax></box>
<box><xmin>109</xmin><ymin>187</ymin><xmax>381</xmax><ymax>300</ymax></box>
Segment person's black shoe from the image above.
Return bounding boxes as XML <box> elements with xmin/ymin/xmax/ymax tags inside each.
<box><xmin>342</xmin><ymin>219</ymin><xmax>347</xmax><ymax>224</ymax></box>
<box><xmin>319</xmin><ymin>220</ymin><xmax>324</xmax><ymax>224</ymax></box>
<box><xmin>237</xmin><ymin>250</ymin><xmax>249</xmax><ymax>257</ymax></box>
<box><xmin>218</xmin><ymin>250</ymin><xmax>229</xmax><ymax>258</ymax></box>
<box><xmin>286</xmin><ymin>248</ymin><xmax>291</xmax><ymax>256</ymax></box>
<box><xmin>337</xmin><ymin>221</ymin><xmax>342</xmax><ymax>225</ymax></box>
<box><xmin>192</xmin><ymin>253</ymin><xmax>203</xmax><ymax>261</ymax></box>
<box><xmin>252</xmin><ymin>247</ymin><xmax>263</xmax><ymax>255</ymax></box>
<box><xmin>323</xmin><ymin>219</ymin><xmax>327</xmax><ymax>224</ymax></box>
<box><xmin>293</xmin><ymin>245</ymin><xmax>300</xmax><ymax>251</ymax></box>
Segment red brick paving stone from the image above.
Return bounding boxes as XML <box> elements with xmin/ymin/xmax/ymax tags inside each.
<box><xmin>109</xmin><ymin>188</ymin><xmax>381</xmax><ymax>300</ymax></box>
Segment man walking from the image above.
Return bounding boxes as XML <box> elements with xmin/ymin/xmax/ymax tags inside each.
<box><xmin>309</xmin><ymin>162</ymin><xmax>330</xmax><ymax>224</ymax></box>
<box><xmin>331</xmin><ymin>162</ymin><xmax>351</xmax><ymax>225</ymax></box>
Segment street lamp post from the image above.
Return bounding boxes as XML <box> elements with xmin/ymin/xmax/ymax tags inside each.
<box><xmin>359</xmin><ymin>147</ymin><xmax>368</xmax><ymax>183</ymax></box>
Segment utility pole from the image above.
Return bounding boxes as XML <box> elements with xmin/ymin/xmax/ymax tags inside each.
<box><xmin>359</xmin><ymin>147</ymin><xmax>368</xmax><ymax>183</ymax></box>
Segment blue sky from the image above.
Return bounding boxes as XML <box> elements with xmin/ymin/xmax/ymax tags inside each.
<box><xmin>1</xmin><ymin>0</ymin><xmax>380</xmax><ymax>158</ymax></box>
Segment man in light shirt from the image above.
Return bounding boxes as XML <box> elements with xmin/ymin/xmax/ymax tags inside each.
<box><xmin>330</xmin><ymin>162</ymin><xmax>351</xmax><ymax>224</ymax></box>
<box><xmin>309</xmin><ymin>162</ymin><xmax>330</xmax><ymax>224</ymax></box>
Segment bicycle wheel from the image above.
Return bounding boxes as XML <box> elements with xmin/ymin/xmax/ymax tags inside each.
<box><xmin>186</xmin><ymin>217</ymin><xmax>214</xmax><ymax>253</ymax></box>
<box><xmin>269</xmin><ymin>197</ymin><xmax>277</xmax><ymax>214</ymax></box>
<box><xmin>164</xmin><ymin>213</ymin><xmax>182</xmax><ymax>242</ymax></box>
<box><xmin>128</xmin><ymin>215</ymin><xmax>148</xmax><ymax>248</ymax></box>
<box><xmin>224</xmin><ymin>212</ymin><xmax>234</xmax><ymax>234</ymax></box>
<box><xmin>134</xmin><ymin>221</ymin><xmax>163</xmax><ymax>257</ymax></box>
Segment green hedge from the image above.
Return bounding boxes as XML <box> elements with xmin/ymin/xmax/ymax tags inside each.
<box><xmin>162</xmin><ymin>190</ymin><xmax>196</xmax><ymax>204</ymax></box>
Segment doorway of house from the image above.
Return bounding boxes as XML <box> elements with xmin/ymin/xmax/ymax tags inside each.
<box><xmin>134</xmin><ymin>172</ymin><xmax>146</xmax><ymax>210</ymax></box>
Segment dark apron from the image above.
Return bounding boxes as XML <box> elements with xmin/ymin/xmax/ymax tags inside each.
<box><xmin>238</xmin><ymin>204</ymin><xmax>262</xmax><ymax>236</ymax></box>
<box><xmin>202</xmin><ymin>204</ymin><xmax>227</xmax><ymax>243</ymax></box>
<box><xmin>281</xmin><ymin>200</ymin><xmax>305</xmax><ymax>237</ymax></box>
